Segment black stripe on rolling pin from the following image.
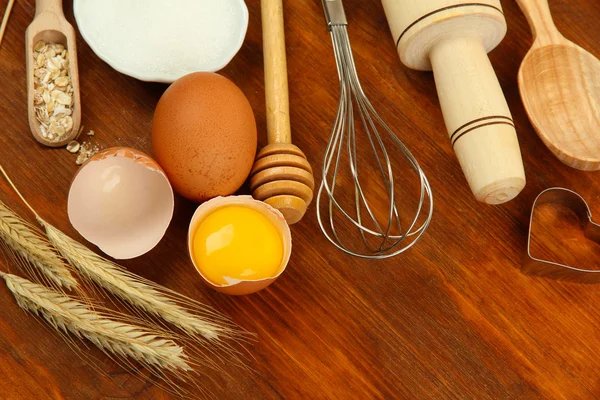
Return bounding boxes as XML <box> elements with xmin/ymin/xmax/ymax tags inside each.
<box><xmin>449</xmin><ymin>115</ymin><xmax>513</xmax><ymax>143</ymax></box>
<box><xmin>451</xmin><ymin>121</ymin><xmax>515</xmax><ymax>147</ymax></box>
<box><xmin>396</xmin><ymin>3</ymin><xmax>504</xmax><ymax>48</ymax></box>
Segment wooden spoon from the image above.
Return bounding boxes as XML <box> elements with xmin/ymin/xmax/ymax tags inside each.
<box><xmin>249</xmin><ymin>0</ymin><xmax>314</xmax><ymax>225</ymax></box>
<box><xmin>517</xmin><ymin>0</ymin><xmax>600</xmax><ymax>170</ymax></box>
<box><xmin>26</xmin><ymin>0</ymin><xmax>81</xmax><ymax>147</ymax></box>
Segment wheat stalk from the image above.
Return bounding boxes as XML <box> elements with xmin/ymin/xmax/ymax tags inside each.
<box><xmin>1</xmin><ymin>272</ymin><xmax>190</xmax><ymax>372</ymax></box>
<box><xmin>41</xmin><ymin>219</ymin><xmax>240</xmax><ymax>343</ymax></box>
<box><xmin>0</xmin><ymin>164</ymin><xmax>250</xmax><ymax>378</ymax></box>
<box><xmin>0</xmin><ymin>200</ymin><xmax>77</xmax><ymax>290</ymax></box>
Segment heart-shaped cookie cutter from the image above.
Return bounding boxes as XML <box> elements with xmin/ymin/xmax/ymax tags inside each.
<box><xmin>524</xmin><ymin>187</ymin><xmax>600</xmax><ymax>283</ymax></box>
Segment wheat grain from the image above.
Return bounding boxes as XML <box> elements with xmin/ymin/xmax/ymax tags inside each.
<box><xmin>0</xmin><ymin>201</ymin><xmax>77</xmax><ymax>290</ymax></box>
<box><xmin>1</xmin><ymin>272</ymin><xmax>190</xmax><ymax>371</ymax></box>
<box><xmin>41</xmin><ymin>219</ymin><xmax>238</xmax><ymax>342</ymax></box>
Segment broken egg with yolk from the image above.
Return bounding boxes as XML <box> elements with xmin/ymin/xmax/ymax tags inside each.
<box><xmin>188</xmin><ymin>196</ymin><xmax>291</xmax><ymax>295</ymax></box>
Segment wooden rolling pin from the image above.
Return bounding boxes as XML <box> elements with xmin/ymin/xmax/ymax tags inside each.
<box><xmin>381</xmin><ymin>0</ymin><xmax>526</xmax><ymax>204</ymax></box>
<box><xmin>250</xmin><ymin>0</ymin><xmax>314</xmax><ymax>225</ymax></box>
<box><xmin>26</xmin><ymin>0</ymin><xmax>81</xmax><ymax>147</ymax></box>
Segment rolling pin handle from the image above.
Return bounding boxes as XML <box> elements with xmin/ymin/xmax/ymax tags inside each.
<box><xmin>430</xmin><ymin>36</ymin><xmax>526</xmax><ymax>204</ymax></box>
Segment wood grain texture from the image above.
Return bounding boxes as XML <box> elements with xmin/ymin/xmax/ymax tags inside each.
<box><xmin>517</xmin><ymin>0</ymin><xmax>600</xmax><ymax>171</ymax></box>
<box><xmin>0</xmin><ymin>0</ymin><xmax>599</xmax><ymax>398</ymax></box>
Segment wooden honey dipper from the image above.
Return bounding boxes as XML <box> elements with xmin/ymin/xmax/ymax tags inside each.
<box><xmin>250</xmin><ymin>0</ymin><xmax>314</xmax><ymax>225</ymax></box>
<box><xmin>381</xmin><ymin>0</ymin><xmax>526</xmax><ymax>205</ymax></box>
<box><xmin>26</xmin><ymin>0</ymin><xmax>81</xmax><ymax>147</ymax></box>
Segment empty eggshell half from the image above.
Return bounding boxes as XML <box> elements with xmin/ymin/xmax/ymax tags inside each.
<box><xmin>188</xmin><ymin>196</ymin><xmax>292</xmax><ymax>296</ymax></box>
<box><xmin>68</xmin><ymin>147</ymin><xmax>174</xmax><ymax>259</ymax></box>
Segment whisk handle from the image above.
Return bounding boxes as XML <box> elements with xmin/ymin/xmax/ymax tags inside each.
<box><xmin>261</xmin><ymin>0</ymin><xmax>292</xmax><ymax>145</ymax></box>
<box><xmin>430</xmin><ymin>37</ymin><xmax>526</xmax><ymax>204</ymax></box>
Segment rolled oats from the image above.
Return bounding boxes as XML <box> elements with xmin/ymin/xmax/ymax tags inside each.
<box><xmin>33</xmin><ymin>41</ymin><xmax>74</xmax><ymax>143</ymax></box>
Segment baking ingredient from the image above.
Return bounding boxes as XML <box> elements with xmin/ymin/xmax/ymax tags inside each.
<box><xmin>152</xmin><ymin>72</ymin><xmax>257</xmax><ymax>202</ymax></box>
<box><xmin>2</xmin><ymin>162</ymin><xmax>249</xmax><ymax>344</ymax></box>
<box><xmin>68</xmin><ymin>148</ymin><xmax>174</xmax><ymax>259</ymax></box>
<box><xmin>66</xmin><ymin>140</ymin><xmax>80</xmax><ymax>153</ymax></box>
<box><xmin>0</xmin><ymin>199</ymin><xmax>77</xmax><ymax>290</ymax></box>
<box><xmin>188</xmin><ymin>196</ymin><xmax>292</xmax><ymax>296</ymax></box>
<box><xmin>32</xmin><ymin>41</ymin><xmax>74</xmax><ymax>143</ymax></box>
<box><xmin>75</xmin><ymin>139</ymin><xmax>100</xmax><ymax>165</ymax></box>
<box><xmin>43</xmin><ymin>221</ymin><xmax>242</xmax><ymax>342</ymax></box>
<box><xmin>192</xmin><ymin>205</ymin><xmax>283</xmax><ymax>286</ymax></box>
<box><xmin>1</xmin><ymin>272</ymin><xmax>190</xmax><ymax>371</ymax></box>
<box><xmin>73</xmin><ymin>0</ymin><xmax>249</xmax><ymax>82</ymax></box>
<box><xmin>0</xmin><ymin>166</ymin><xmax>253</xmax><ymax>397</ymax></box>
<box><xmin>66</xmin><ymin>126</ymin><xmax>102</xmax><ymax>165</ymax></box>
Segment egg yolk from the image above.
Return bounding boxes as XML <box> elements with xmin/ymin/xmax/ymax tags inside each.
<box><xmin>192</xmin><ymin>206</ymin><xmax>284</xmax><ymax>286</ymax></box>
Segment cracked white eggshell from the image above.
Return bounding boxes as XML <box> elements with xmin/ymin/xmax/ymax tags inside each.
<box><xmin>68</xmin><ymin>147</ymin><xmax>174</xmax><ymax>259</ymax></box>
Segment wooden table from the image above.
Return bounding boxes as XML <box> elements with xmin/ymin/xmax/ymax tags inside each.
<box><xmin>1</xmin><ymin>0</ymin><xmax>600</xmax><ymax>398</ymax></box>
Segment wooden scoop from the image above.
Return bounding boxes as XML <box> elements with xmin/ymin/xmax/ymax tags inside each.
<box><xmin>26</xmin><ymin>0</ymin><xmax>81</xmax><ymax>147</ymax></box>
<box><xmin>250</xmin><ymin>0</ymin><xmax>314</xmax><ymax>225</ymax></box>
<box><xmin>517</xmin><ymin>0</ymin><xmax>600</xmax><ymax>170</ymax></box>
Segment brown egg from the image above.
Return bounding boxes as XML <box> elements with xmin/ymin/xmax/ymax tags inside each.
<box><xmin>152</xmin><ymin>72</ymin><xmax>257</xmax><ymax>202</ymax></box>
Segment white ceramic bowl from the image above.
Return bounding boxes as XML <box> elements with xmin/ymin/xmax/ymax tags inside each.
<box><xmin>73</xmin><ymin>0</ymin><xmax>249</xmax><ymax>83</ymax></box>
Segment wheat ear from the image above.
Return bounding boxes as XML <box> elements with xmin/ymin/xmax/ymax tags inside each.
<box><xmin>0</xmin><ymin>201</ymin><xmax>77</xmax><ymax>290</ymax></box>
<box><xmin>1</xmin><ymin>272</ymin><xmax>190</xmax><ymax>372</ymax></box>
<box><xmin>41</xmin><ymin>219</ymin><xmax>238</xmax><ymax>342</ymax></box>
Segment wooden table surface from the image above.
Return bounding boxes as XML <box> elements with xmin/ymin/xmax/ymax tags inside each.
<box><xmin>1</xmin><ymin>0</ymin><xmax>600</xmax><ymax>399</ymax></box>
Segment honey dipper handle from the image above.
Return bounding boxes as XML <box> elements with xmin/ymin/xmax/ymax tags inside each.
<box><xmin>430</xmin><ymin>36</ymin><xmax>525</xmax><ymax>204</ymax></box>
<box><xmin>261</xmin><ymin>0</ymin><xmax>292</xmax><ymax>145</ymax></box>
<box><xmin>515</xmin><ymin>0</ymin><xmax>561</xmax><ymax>45</ymax></box>
<box><xmin>35</xmin><ymin>0</ymin><xmax>64</xmax><ymax>17</ymax></box>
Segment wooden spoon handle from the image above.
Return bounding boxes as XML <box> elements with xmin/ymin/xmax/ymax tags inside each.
<box><xmin>515</xmin><ymin>0</ymin><xmax>562</xmax><ymax>45</ymax></box>
<box><xmin>35</xmin><ymin>0</ymin><xmax>64</xmax><ymax>17</ymax></box>
<box><xmin>261</xmin><ymin>0</ymin><xmax>292</xmax><ymax>145</ymax></box>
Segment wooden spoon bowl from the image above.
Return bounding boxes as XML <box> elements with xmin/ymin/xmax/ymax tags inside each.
<box><xmin>517</xmin><ymin>0</ymin><xmax>600</xmax><ymax>170</ymax></box>
<box><xmin>250</xmin><ymin>144</ymin><xmax>314</xmax><ymax>225</ymax></box>
<box><xmin>26</xmin><ymin>0</ymin><xmax>81</xmax><ymax>147</ymax></box>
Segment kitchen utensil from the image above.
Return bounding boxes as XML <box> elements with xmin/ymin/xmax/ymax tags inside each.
<box><xmin>74</xmin><ymin>0</ymin><xmax>249</xmax><ymax>83</ymax></box>
<box><xmin>26</xmin><ymin>0</ymin><xmax>81</xmax><ymax>147</ymax></box>
<box><xmin>516</xmin><ymin>0</ymin><xmax>600</xmax><ymax>171</ymax></box>
<box><xmin>318</xmin><ymin>0</ymin><xmax>433</xmax><ymax>259</ymax></box>
<box><xmin>0</xmin><ymin>0</ymin><xmax>15</xmax><ymax>48</ymax></box>
<box><xmin>249</xmin><ymin>0</ymin><xmax>314</xmax><ymax>225</ymax></box>
<box><xmin>524</xmin><ymin>187</ymin><xmax>600</xmax><ymax>284</ymax></box>
<box><xmin>381</xmin><ymin>0</ymin><xmax>525</xmax><ymax>204</ymax></box>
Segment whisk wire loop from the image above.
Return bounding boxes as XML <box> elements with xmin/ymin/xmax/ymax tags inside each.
<box><xmin>317</xmin><ymin>21</ymin><xmax>433</xmax><ymax>259</ymax></box>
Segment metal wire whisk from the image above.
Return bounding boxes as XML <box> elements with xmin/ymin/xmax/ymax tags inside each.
<box><xmin>317</xmin><ymin>0</ymin><xmax>433</xmax><ymax>259</ymax></box>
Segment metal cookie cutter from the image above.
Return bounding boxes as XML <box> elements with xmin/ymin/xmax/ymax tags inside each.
<box><xmin>524</xmin><ymin>187</ymin><xmax>600</xmax><ymax>283</ymax></box>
